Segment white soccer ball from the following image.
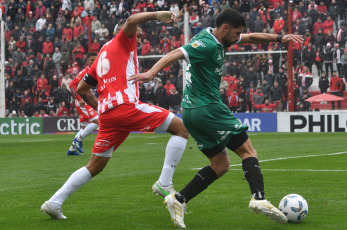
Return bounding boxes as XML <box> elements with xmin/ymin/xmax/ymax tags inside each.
<box><xmin>279</xmin><ymin>194</ymin><xmax>308</xmax><ymax>223</ymax></box>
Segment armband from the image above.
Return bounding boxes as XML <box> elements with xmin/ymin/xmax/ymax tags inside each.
<box><xmin>83</xmin><ymin>73</ymin><xmax>98</xmax><ymax>87</ymax></box>
<box><xmin>276</xmin><ymin>35</ymin><xmax>283</xmax><ymax>43</ymax></box>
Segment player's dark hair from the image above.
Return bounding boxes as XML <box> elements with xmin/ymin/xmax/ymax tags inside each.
<box><xmin>215</xmin><ymin>8</ymin><xmax>246</xmax><ymax>29</ymax></box>
<box><xmin>86</xmin><ymin>52</ymin><xmax>97</xmax><ymax>59</ymax></box>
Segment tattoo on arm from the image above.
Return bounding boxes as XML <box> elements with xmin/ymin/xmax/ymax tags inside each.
<box><xmin>79</xmin><ymin>91</ymin><xmax>98</xmax><ymax>111</ymax></box>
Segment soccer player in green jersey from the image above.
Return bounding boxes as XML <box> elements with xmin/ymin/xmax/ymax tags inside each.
<box><xmin>130</xmin><ymin>8</ymin><xmax>303</xmax><ymax>228</ymax></box>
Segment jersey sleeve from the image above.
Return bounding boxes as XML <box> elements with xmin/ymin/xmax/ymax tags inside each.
<box><xmin>179</xmin><ymin>40</ymin><xmax>213</xmax><ymax>64</ymax></box>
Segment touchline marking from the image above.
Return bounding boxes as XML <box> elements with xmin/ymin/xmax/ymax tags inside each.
<box><xmin>191</xmin><ymin>151</ymin><xmax>347</xmax><ymax>170</ymax></box>
<box><xmin>227</xmin><ymin>169</ymin><xmax>347</xmax><ymax>172</ymax></box>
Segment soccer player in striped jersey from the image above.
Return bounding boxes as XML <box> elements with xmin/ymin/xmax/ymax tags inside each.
<box><xmin>41</xmin><ymin>11</ymin><xmax>189</xmax><ymax>220</ymax></box>
<box><xmin>67</xmin><ymin>52</ymin><xmax>99</xmax><ymax>156</ymax></box>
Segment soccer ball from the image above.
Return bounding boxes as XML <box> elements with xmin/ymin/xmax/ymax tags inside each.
<box><xmin>278</xmin><ymin>194</ymin><xmax>308</xmax><ymax>223</ymax></box>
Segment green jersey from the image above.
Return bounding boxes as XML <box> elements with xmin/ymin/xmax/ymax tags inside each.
<box><xmin>180</xmin><ymin>28</ymin><xmax>229</xmax><ymax>108</ymax></box>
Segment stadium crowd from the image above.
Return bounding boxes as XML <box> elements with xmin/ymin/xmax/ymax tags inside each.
<box><xmin>2</xmin><ymin>0</ymin><xmax>347</xmax><ymax>117</ymax></box>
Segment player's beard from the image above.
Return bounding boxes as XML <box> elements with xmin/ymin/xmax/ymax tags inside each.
<box><xmin>222</xmin><ymin>34</ymin><xmax>234</xmax><ymax>47</ymax></box>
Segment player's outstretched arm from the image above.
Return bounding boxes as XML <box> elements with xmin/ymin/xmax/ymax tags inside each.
<box><xmin>123</xmin><ymin>11</ymin><xmax>176</xmax><ymax>37</ymax></box>
<box><xmin>240</xmin><ymin>33</ymin><xmax>303</xmax><ymax>44</ymax></box>
<box><xmin>76</xmin><ymin>81</ymin><xmax>98</xmax><ymax>110</ymax></box>
<box><xmin>129</xmin><ymin>48</ymin><xmax>185</xmax><ymax>83</ymax></box>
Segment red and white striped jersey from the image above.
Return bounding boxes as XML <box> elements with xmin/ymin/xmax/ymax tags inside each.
<box><xmin>88</xmin><ymin>28</ymin><xmax>139</xmax><ymax>114</ymax></box>
<box><xmin>70</xmin><ymin>66</ymin><xmax>89</xmax><ymax>101</ymax></box>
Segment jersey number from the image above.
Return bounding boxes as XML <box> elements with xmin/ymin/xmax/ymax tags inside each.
<box><xmin>97</xmin><ymin>51</ymin><xmax>110</xmax><ymax>78</ymax></box>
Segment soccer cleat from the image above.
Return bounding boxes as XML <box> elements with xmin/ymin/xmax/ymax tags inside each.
<box><xmin>164</xmin><ymin>194</ymin><xmax>186</xmax><ymax>228</ymax></box>
<box><xmin>41</xmin><ymin>201</ymin><xmax>67</xmax><ymax>220</ymax></box>
<box><xmin>67</xmin><ymin>149</ymin><xmax>83</xmax><ymax>156</ymax></box>
<box><xmin>152</xmin><ymin>180</ymin><xmax>176</xmax><ymax>197</ymax></box>
<box><xmin>73</xmin><ymin>138</ymin><xmax>84</xmax><ymax>153</ymax></box>
<box><xmin>249</xmin><ymin>198</ymin><xmax>287</xmax><ymax>224</ymax></box>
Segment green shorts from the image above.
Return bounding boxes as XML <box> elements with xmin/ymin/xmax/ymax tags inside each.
<box><xmin>182</xmin><ymin>103</ymin><xmax>248</xmax><ymax>151</ymax></box>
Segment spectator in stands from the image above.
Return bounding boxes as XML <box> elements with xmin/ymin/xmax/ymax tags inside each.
<box><xmin>264</xmin><ymin>70</ymin><xmax>275</xmax><ymax>88</ymax></box>
<box><xmin>323</xmin><ymin>15</ymin><xmax>334</xmax><ymax>35</ymax></box>
<box><xmin>155</xmin><ymin>81</ymin><xmax>168</xmax><ymax>109</ymax></box>
<box><xmin>260</xmin><ymin>79</ymin><xmax>271</xmax><ymax>100</ymax></box>
<box><xmin>33</xmin><ymin>97</ymin><xmax>44</xmax><ymax>112</ymax></box>
<box><xmin>335</xmin><ymin>43</ymin><xmax>344</xmax><ymax>77</ymax></box>
<box><xmin>72</xmin><ymin>41</ymin><xmax>85</xmax><ymax>65</ymax></box>
<box><xmin>22</xmin><ymin>98</ymin><xmax>34</xmax><ymax>117</ymax></box>
<box><xmin>325</xmin><ymin>30</ymin><xmax>336</xmax><ymax>47</ymax></box>
<box><xmin>299</xmin><ymin>88</ymin><xmax>312</xmax><ymax>111</ymax></box>
<box><xmin>13</xmin><ymin>70</ymin><xmax>24</xmax><ymax>90</ymax></box>
<box><xmin>164</xmin><ymin>79</ymin><xmax>176</xmax><ymax>97</ymax></box>
<box><xmin>43</xmin><ymin>54</ymin><xmax>54</xmax><ymax>80</ymax></box>
<box><xmin>42</xmin><ymin>37</ymin><xmax>53</xmax><ymax>55</ymax></box>
<box><xmin>38</xmin><ymin>87</ymin><xmax>49</xmax><ymax>104</ymax></box>
<box><xmin>52</xmin><ymin>47</ymin><xmax>62</xmax><ymax>77</ymax></box>
<box><xmin>168</xmin><ymin>88</ymin><xmax>181</xmax><ymax>113</ymax></box>
<box><xmin>46</xmin><ymin>23</ymin><xmax>55</xmax><ymax>41</ymax></box>
<box><xmin>302</xmin><ymin>42</ymin><xmax>315</xmax><ymax>72</ymax></box>
<box><xmin>59</xmin><ymin>84</ymin><xmax>71</xmax><ymax>111</ymax></box>
<box><xmin>36</xmin><ymin>74</ymin><xmax>48</xmax><ymax>92</ymax></box>
<box><xmin>270</xmin><ymin>81</ymin><xmax>283</xmax><ymax>112</ymax></box>
<box><xmin>318</xmin><ymin>72</ymin><xmax>329</xmax><ymax>94</ymax></box>
<box><xmin>252</xmin><ymin>99</ymin><xmax>279</xmax><ymax>113</ymax></box>
<box><xmin>342</xmin><ymin>49</ymin><xmax>347</xmax><ymax>81</ymax></box>
<box><xmin>314</xmin><ymin>47</ymin><xmax>323</xmax><ymax>76</ymax></box>
<box><xmin>228</xmin><ymin>89</ymin><xmax>239</xmax><ymax>113</ymax></box>
<box><xmin>298</xmin><ymin>66</ymin><xmax>313</xmax><ymax>93</ymax></box>
<box><xmin>324</xmin><ymin>43</ymin><xmax>334</xmax><ymax>77</ymax></box>
<box><xmin>252</xmin><ymin>87</ymin><xmax>264</xmax><ymax>113</ymax></box>
<box><xmin>330</xmin><ymin>71</ymin><xmax>343</xmax><ymax>110</ymax></box>
<box><xmin>46</xmin><ymin>98</ymin><xmax>57</xmax><ymax>114</ymax></box>
<box><xmin>245</xmin><ymin>81</ymin><xmax>256</xmax><ymax>113</ymax></box>
<box><xmin>273</xmin><ymin>14</ymin><xmax>285</xmax><ymax>34</ymax></box>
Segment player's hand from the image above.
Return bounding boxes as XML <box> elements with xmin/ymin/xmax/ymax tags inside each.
<box><xmin>129</xmin><ymin>72</ymin><xmax>155</xmax><ymax>84</ymax></box>
<box><xmin>156</xmin><ymin>11</ymin><xmax>176</xmax><ymax>24</ymax></box>
<box><xmin>282</xmin><ymin>34</ymin><xmax>303</xmax><ymax>44</ymax></box>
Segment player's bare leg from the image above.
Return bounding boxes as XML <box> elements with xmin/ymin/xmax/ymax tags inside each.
<box><xmin>152</xmin><ymin>115</ymin><xmax>188</xmax><ymax>197</ymax></box>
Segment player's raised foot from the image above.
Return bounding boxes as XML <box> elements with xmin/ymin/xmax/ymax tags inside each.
<box><xmin>152</xmin><ymin>180</ymin><xmax>176</xmax><ymax>197</ymax></box>
<box><xmin>164</xmin><ymin>194</ymin><xmax>186</xmax><ymax>228</ymax></box>
<box><xmin>67</xmin><ymin>149</ymin><xmax>83</xmax><ymax>156</ymax></box>
<box><xmin>249</xmin><ymin>198</ymin><xmax>287</xmax><ymax>224</ymax></box>
<box><xmin>41</xmin><ymin>201</ymin><xmax>67</xmax><ymax>220</ymax></box>
<box><xmin>73</xmin><ymin>138</ymin><xmax>84</xmax><ymax>153</ymax></box>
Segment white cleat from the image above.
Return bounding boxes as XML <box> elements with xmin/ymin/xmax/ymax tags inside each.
<box><xmin>249</xmin><ymin>198</ymin><xmax>287</xmax><ymax>223</ymax></box>
<box><xmin>152</xmin><ymin>180</ymin><xmax>176</xmax><ymax>198</ymax></box>
<box><xmin>164</xmin><ymin>194</ymin><xmax>186</xmax><ymax>228</ymax></box>
<box><xmin>41</xmin><ymin>201</ymin><xmax>67</xmax><ymax>220</ymax></box>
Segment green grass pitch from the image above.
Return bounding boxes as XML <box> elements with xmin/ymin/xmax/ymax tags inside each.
<box><xmin>1</xmin><ymin>132</ymin><xmax>346</xmax><ymax>229</ymax></box>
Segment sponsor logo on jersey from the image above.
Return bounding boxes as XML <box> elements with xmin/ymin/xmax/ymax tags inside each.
<box><xmin>215</xmin><ymin>67</ymin><xmax>223</xmax><ymax>75</ymax></box>
<box><xmin>95</xmin><ymin>139</ymin><xmax>110</xmax><ymax>148</ymax></box>
<box><xmin>191</xmin><ymin>39</ymin><xmax>206</xmax><ymax>48</ymax></box>
<box><xmin>217</xmin><ymin>131</ymin><xmax>231</xmax><ymax>141</ymax></box>
<box><xmin>103</xmin><ymin>76</ymin><xmax>117</xmax><ymax>84</ymax></box>
<box><xmin>217</xmin><ymin>54</ymin><xmax>222</xmax><ymax>60</ymax></box>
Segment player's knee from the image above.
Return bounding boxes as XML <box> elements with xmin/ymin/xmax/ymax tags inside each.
<box><xmin>178</xmin><ymin>126</ymin><xmax>189</xmax><ymax>140</ymax></box>
<box><xmin>211</xmin><ymin>158</ymin><xmax>230</xmax><ymax>177</ymax></box>
<box><xmin>86</xmin><ymin>165</ymin><xmax>105</xmax><ymax>177</ymax></box>
<box><xmin>168</xmin><ymin>119</ymin><xmax>189</xmax><ymax>139</ymax></box>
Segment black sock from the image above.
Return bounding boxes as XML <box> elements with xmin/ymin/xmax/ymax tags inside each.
<box><xmin>242</xmin><ymin>157</ymin><xmax>265</xmax><ymax>200</ymax></box>
<box><xmin>175</xmin><ymin>166</ymin><xmax>218</xmax><ymax>204</ymax></box>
